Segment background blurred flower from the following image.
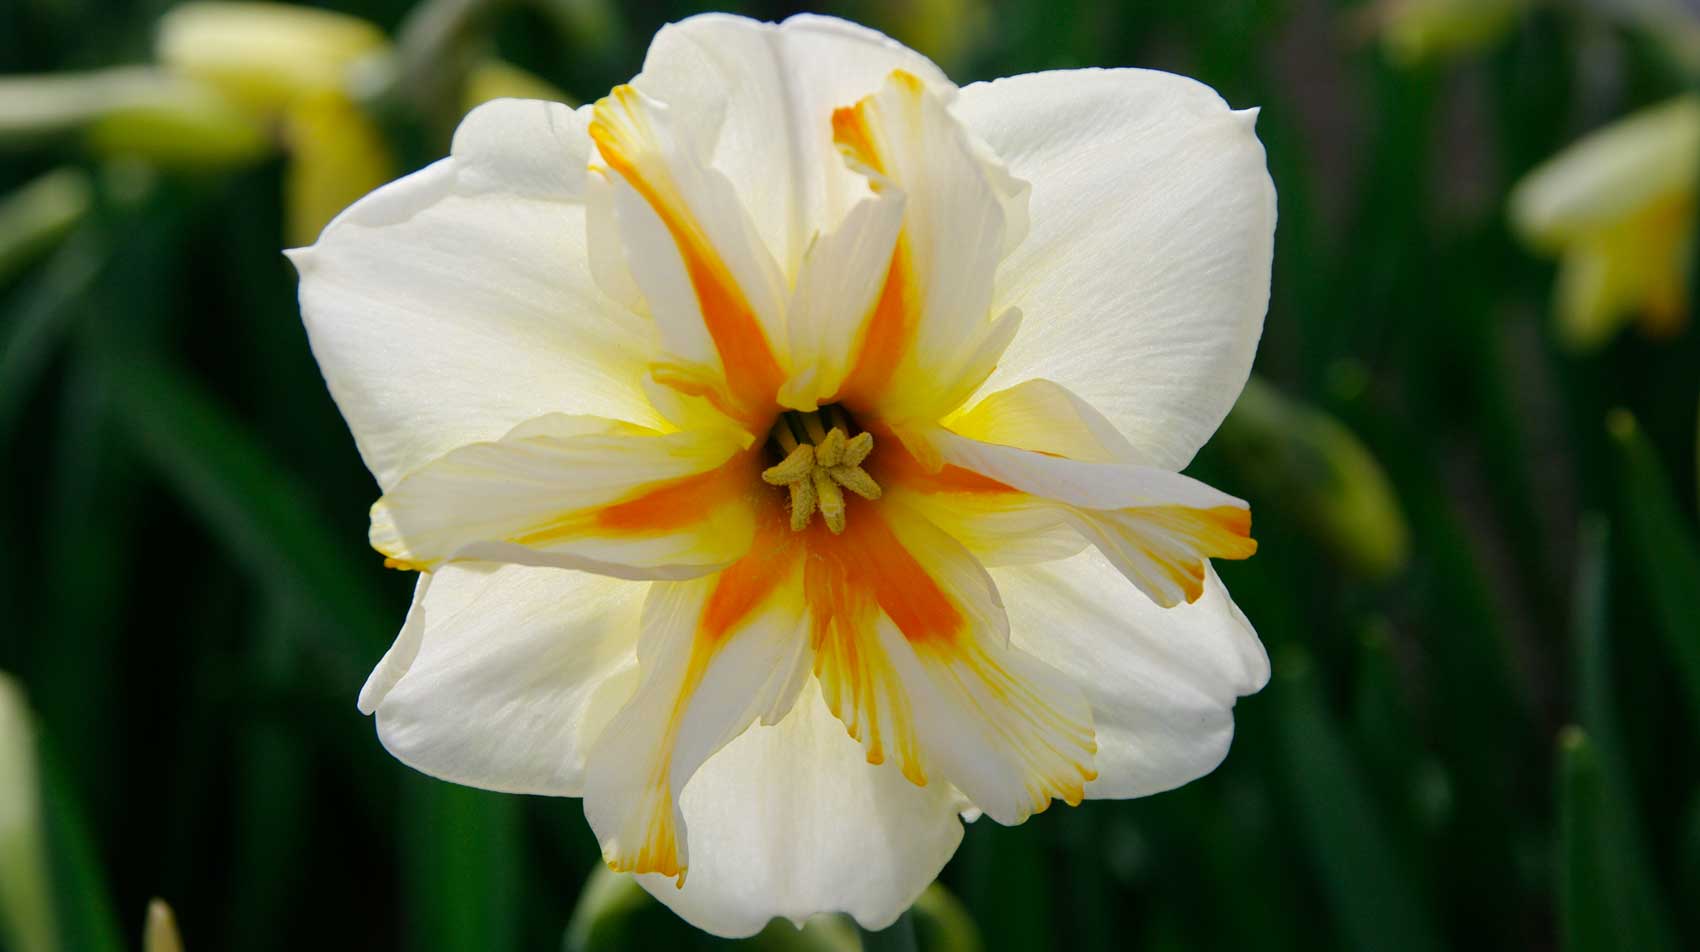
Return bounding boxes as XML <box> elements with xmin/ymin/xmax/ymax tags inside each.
<box><xmin>1510</xmin><ymin>95</ymin><xmax>1699</xmax><ymax>350</ymax></box>
<box><xmin>143</xmin><ymin>900</ymin><xmax>183</xmax><ymax>952</ymax></box>
<box><xmin>1215</xmin><ymin>376</ymin><xmax>1410</xmax><ymax>581</ymax></box>
<box><xmin>0</xmin><ymin>673</ymin><xmax>55</xmax><ymax>952</ymax></box>
<box><xmin>1373</xmin><ymin>0</ymin><xmax>1529</xmax><ymax>67</ymax></box>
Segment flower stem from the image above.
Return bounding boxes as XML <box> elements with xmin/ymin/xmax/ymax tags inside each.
<box><xmin>856</xmin><ymin>910</ymin><xmax>918</xmax><ymax>952</ymax></box>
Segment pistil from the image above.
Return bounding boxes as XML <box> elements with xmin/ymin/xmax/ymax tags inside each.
<box><xmin>761</xmin><ymin>409</ymin><xmax>882</xmax><ymax>533</ymax></box>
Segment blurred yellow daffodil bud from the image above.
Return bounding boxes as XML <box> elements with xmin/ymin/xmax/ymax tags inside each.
<box><xmin>1510</xmin><ymin>95</ymin><xmax>1699</xmax><ymax>350</ymax></box>
<box><xmin>874</xmin><ymin>0</ymin><xmax>989</xmax><ymax>73</ymax></box>
<box><xmin>1375</xmin><ymin>0</ymin><xmax>1528</xmax><ymax>67</ymax></box>
<box><xmin>0</xmin><ymin>67</ymin><xmax>265</xmax><ymax>168</ymax></box>
<box><xmin>155</xmin><ymin>2</ymin><xmax>395</xmax><ymax>242</ymax></box>
<box><xmin>155</xmin><ymin>2</ymin><xmax>389</xmax><ymax>113</ymax></box>
<box><xmin>462</xmin><ymin>59</ymin><xmax>570</xmax><ymax>115</ymax></box>
<box><xmin>1216</xmin><ymin>376</ymin><xmax>1410</xmax><ymax>580</ymax></box>
<box><xmin>83</xmin><ymin>84</ymin><xmax>269</xmax><ymax>170</ymax></box>
<box><xmin>0</xmin><ymin>673</ymin><xmax>56</xmax><ymax>952</ymax></box>
<box><xmin>913</xmin><ymin>883</ymin><xmax>983</xmax><ymax>952</ymax></box>
<box><xmin>143</xmin><ymin>899</ymin><xmax>184</xmax><ymax>952</ymax></box>
<box><xmin>281</xmin><ymin>90</ymin><xmax>395</xmax><ymax>246</ymax></box>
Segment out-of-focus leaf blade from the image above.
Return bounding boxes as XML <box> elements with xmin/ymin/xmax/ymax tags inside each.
<box><xmin>1274</xmin><ymin>649</ymin><xmax>1443</xmax><ymax>952</ymax></box>
<box><xmin>0</xmin><ymin>228</ymin><xmax>105</xmax><ymax>448</ymax></box>
<box><xmin>36</xmin><ymin>734</ymin><xmax>123</xmax><ymax>952</ymax></box>
<box><xmin>1556</xmin><ymin>727</ymin><xmax>1675</xmax><ymax>952</ymax></box>
<box><xmin>99</xmin><ymin>347</ymin><xmax>392</xmax><ymax>652</ymax></box>
<box><xmin>1609</xmin><ymin>410</ymin><xmax>1700</xmax><ymax>733</ymax></box>
<box><xmin>401</xmin><ymin>778</ymin><xmax>521</xmax><ymax>952</ymax></box>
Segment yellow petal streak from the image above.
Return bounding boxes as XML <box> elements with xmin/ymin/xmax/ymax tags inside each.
<box><xmin>603</xmin><ymin>513</ymin><xmax>802</xmax><ymax>883</ymax></box>
<box><xmin>1071</xmin><ymin>504</ymin><xmax>1257</xmax><ymax>608</ymax></box>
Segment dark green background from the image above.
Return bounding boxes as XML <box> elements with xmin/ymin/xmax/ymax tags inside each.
<box><xmin>3</xmin><ymin>0</ymin><xmax>1699</xmax><ymax>949</ymax></box>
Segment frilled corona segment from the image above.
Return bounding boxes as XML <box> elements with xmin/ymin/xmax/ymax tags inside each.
<box><xmin>760</xmin><ymin>406</ymin><xmax>883</xmax><ymax>533</ymax></box>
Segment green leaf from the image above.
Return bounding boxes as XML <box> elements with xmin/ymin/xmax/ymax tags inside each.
<box><xmin>99</xmin><ymin>347</ymin><xmax>393</xmax><ymax>653</ymax></box>
<box><xmin>1273</xmin><ymin>649</ymin><xmax>1444</xmax><ymax>952</ymax></box>
<box><xmin>952</xmin><ymin>817</ymin><xmax>1049</xmax><ymax>952</ymax></box>
<box><xmin>0</xmin><ymin>168</ymin><xmax>91</xmax><ymax>288</ymax></box>
<box><xmin>400</xmin><ymin>778</ymin><xmax>522</xmax><ymax>952</ymax></box>
<box><xmin>0</xmin><ymin>227</ymin><xmax>106</xmax><ymax>449</ymax></box>
<box><xmin>1556</xmin><ymin>728</ymin><xmax>1675</xmax><ymax>952</ymax></box>
<box><xmin>1608</xmin><ymin>409</ymin><xmax>1700</xmax><ymax>733</ymax></box>
<box><xmin>36</xmin><ymin>733</ymin><xmax>124</xmax><ymax>952</ymax></box>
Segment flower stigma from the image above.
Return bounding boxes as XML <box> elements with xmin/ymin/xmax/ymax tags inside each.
<box><xmin>760</xmin><ymin>405</ymin><xmax>882</xmax><ymax>534</ymax></box>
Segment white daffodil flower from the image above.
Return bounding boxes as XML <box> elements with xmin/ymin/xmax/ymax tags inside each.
<box><xmin>290</xmin><ymin>13</ymin><xmax>1275</xmax><ymax>937</ymax></box>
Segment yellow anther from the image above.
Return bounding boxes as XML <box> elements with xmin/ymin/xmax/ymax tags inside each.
<box><xmin>762</xmin><ymin>444</ymin><xmax>815</xmax><ymax>485</ymax></box>
<box><xmin>762</xmin><ymin>413</ymin><xmax>881</xmax><ymax>534</ymax></box>
<box><xmin>828</xmin><ymin>464</ymin><xmax>882</xmax><ymax>501</ymax></box>
<box><xmin>816</xmin><ymin>427</ymin><xmax>847</xmax><ymax>467</ymax></box>
<box><xmin>812</xmin><ymin>469</ymin><xmax>847</xmax><ymax>534</ymax></box>
<box><xmin>842</xmin><ymin>431</ymin><xmax>874</xmax><ymax>467</ymax></box>
<box><xmin>786</xmin><ymin>476</ymin><xmax>817</xmax><ymax>531</ymax></box>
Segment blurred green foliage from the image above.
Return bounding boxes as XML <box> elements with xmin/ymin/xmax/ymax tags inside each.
<box><xmin>3</xmin><ymin>0</ymin><xmax>1700</xmax><ymax>949</ymax></box>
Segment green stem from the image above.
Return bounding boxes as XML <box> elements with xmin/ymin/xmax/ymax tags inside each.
<box><xmin>857</xmin><ymin>910</ymin><xmax>918</xmax><ymax>952</ymax></box>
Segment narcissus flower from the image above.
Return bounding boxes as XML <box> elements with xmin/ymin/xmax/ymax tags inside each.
<box><xmin>291</xmin><ymin>13</ymin><xmax>1274</xmax><ymax>936</ymax></box>
<box><xmin>1511</xmin><ymin>95</ymin><xmax>1699</xmax><ymax>350</ymax></box>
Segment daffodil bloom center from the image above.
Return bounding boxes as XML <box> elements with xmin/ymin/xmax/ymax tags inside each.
<box><xmin>760</xmin><ymin>407</ymin><xmax>882</xmax><ymax>534</ymax></box>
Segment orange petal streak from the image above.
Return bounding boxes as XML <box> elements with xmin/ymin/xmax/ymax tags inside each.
<box><xmin>802</xmin><ymin>498</ymin><xmax>962</xmax><ymax>784</ymax></box>
<box><xmin>1124</xmin><ymin>504</ymin><xmax>1257</xmax><ymax>604</ymax></box>
<box><xmin>511</xmin><ymin>452</ymin><xmax>759</xmax><ymax>548</ymax></box>
<box><xmin>701</xmin><ymin>504</ymin><xmax>803</xmax><ymax>642</ymax></box>
<box><xmin>613</xmin><ymin>502</ymin><xmax>802</xmax><ymax>884</ymax></box>
<box><xmin>590</xmin><ymin>87</ymin><xmax>785</xmax><ymax>427</ymax></box>
<box><xmin>829</xmin><ymin>95</ymin><xmax>920</xmax><ymax>412</ymax></box>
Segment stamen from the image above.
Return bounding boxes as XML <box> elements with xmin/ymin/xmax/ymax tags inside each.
<box><xmin>842</xmin><ymin>431</ymin><xmax>874</xmax><ymax>467</ymax></box>
<box><xmin>761</xmin><ymin>407</ymin><xmax>882</xmax><ymax>534</ymax></box>
<box><xmin>761</xmin><ymin>444</ymin><xmax>815</xmax><ymax>485</ymax></box>
<box><xmin>812</xmin><ymin>469</ymin><xmax>846</xmax><ymax>533</ymax></box>
<box><xmin>829</xmin><ymin>464</ymin><xmax>882</xmax><ymax>501</ymax></box>
<box><xmin>786</xmin><ymin>477</ymin><xmax>818</xmax><ymax>532</ymax></box>
<box><xmin>816</xmin><ymin>428</ymin><xmax>847</xmax><ymax>467</ymax></box>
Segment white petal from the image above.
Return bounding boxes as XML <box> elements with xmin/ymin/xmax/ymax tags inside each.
<box><xmin>931</xmin><ymin>428</ymin><xmax>1244</xmax><ymax>511</ymax></box>
<box><xmin>778</xmin><ymin>190</ymin><xmax>906</xmax><ymax>410</ymax></box>
<box><xmin>635</xmin><ymin>681</ymin><xmax>965</xmax><ymax>938</ymax></box>
<box><xmin>356</xmin><ymin>571</ymin><xmax>432</xmax><ymax>713</ymax></box>
<box><xmin>589</xmin><ymin>84</ymin><xmax>790</xmax><ymax>426</ymax></box>
<box><xmin>944</xmin><ymin>377</ymin><xmax>1138</xmax><ymax>463</ymax></box>
<box><xmin>371</xmin><ymin>562</ymin><xmax>645</xmax><ymax>795</ymax></box>
<box><xmin>957</xmin><ymin>68</ymin><xmax>1276</xmax><ymax>470</ymax></box>
<box><xmin>448</xmin><ymin>98</ymin><xmax>596</xmax><ymax>198</ymax></box>
<box><xmin>928</xmin><ymin>428</ymin><xmax>1256</xmax><ymax>607</ymax></box>
<box><xmin>369</xmin><ymin>414</ymin><xmax>758</xmax><ymax>580</ymax></box>
<box><xmin>829</xmin><ymin>71</ymin><xmax>1029</xmax><ymax>425</ymax></box>
<box><xmin>994</xmin><ymin>551</ymin><xmax>1268</xmax><ymax>797</ymax></box>
<box><xmin>891</xmin><ymin>487</ymin><xmax>1084</xmax><ymax>567</ymax></box>
<box><xmin>289</xmin><ymin>98</ymin><xmax>658</xmax><ymax>490</ymax></box>
<box><xmin>583</xmin><ymin>568</ymin><xmax>811</xmax><ymax>881</ymax></box>
<box><xmin>632</xmin><ymin>13</ymin><xmax>953</xmax><ymax>277</ymax></box>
